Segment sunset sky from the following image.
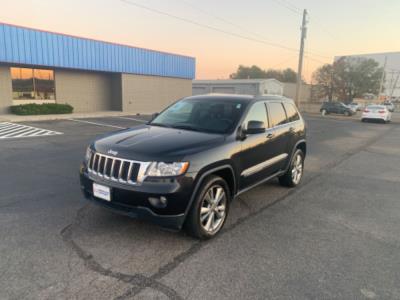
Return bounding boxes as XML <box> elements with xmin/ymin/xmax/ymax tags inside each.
<box><xmin>1</xmin><ymin>0</ymin><xmax>400</xmax><ymax>82</ymax></box>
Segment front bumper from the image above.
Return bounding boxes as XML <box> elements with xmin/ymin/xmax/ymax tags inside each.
<box><xmin>80</xmin><ymin>168</ymin><xmax>195</xmax><ymax>230</ymax></box>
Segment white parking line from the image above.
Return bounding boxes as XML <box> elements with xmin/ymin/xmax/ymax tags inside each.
<box><xmin>66</xmin><ymin>118</ymin><xmax>126</xmax><ymax>129</ymax></box>
<box><xmin>0</xmin><ymin>122</ymin><xmax>63</xmax><ymax>139</ymax></box>
<box><xmin>116</xmin><ymin>116</ymin><xmax>148</xmax><ymax>123</ymax></box>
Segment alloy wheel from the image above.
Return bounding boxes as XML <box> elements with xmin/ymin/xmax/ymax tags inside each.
<box><xmin>291</xmin><ymin>154</ymin><xmax>303</xmax><ymax>185</ymax></box>
<box><xmin>200</xmin><ymin>185</ymin><xmax>227</xmax><ymax>234</ymax></box>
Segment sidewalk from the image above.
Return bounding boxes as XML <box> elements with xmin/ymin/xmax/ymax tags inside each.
<box><xmin>0</xmin><ymin>111</ymin><xmax>138</xmax><ymax>122</ymax></box>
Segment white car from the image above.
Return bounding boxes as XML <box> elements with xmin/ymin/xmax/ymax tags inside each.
<box><xmin>361</xmin><ymin>105</ymin><xmax>391</xmax><ymax>123</ymax></box>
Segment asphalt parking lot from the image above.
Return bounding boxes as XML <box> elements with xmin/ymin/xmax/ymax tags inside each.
<box><xmin>1</xmin><ymin>114</ymin><xmax>400</xmax><ymax>299</ymax></box>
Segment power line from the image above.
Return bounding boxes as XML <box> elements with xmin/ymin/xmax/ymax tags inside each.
<box><xmin>305</xmin><ymin>55</ymin><xmax>329</xmax><ymax>65</ymax></box>
<box><xmin>119</xmin><ymin>0</ymin><xmax>330</xmax><ymax>60</ymax></box>
<box><xmin>177</xmin><ymin>0</ymin><xmax>330</xmax><ymax>59</ymax></box>
<box><xmin>271</xmin><ymin>0</ymin><xmax>339</xmax><ymax>42</ymax></box>
<box><xmin>178</xmin><ymin>0</ymin><xmax>269</xmax><ymax>41</ymax></box>
<box><xmin>270</xmin><ymin>54</ymin><xmax>298</xmax><ymax>69</ymax></box>
<box><xmin>270</xmin><ymin>0</ymin><xmax>302</xmax><ymax>15</ymax></box>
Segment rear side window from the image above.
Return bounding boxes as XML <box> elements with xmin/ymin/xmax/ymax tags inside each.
<box><xmin>283</xmin><ymin>103</ymin><xmax>300</xmax><ymax>122</ymax></box>
<box><xmin>243</xmin><ymin>101</ymin><xmax>269</xmax><ymax>129</ymax></box>
<box><xmin>268</xmin><ymin>102</ymin><xmax>287</xmax><ymax>127</ymax></box>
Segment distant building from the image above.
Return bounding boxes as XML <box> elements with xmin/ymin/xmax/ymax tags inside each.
<box><xmin>334</xmin><ymin>52</ymin><xmax>400</xmax><ymax>99</ymax></box>
<box><xmin>0</xmin><ymin>23</ymin><xmax>195</xmax><ymax>115</ymax></box>
<box><xmin>192</xmin><ymin>79</ymin><xmax>283</xmax><ymax>97</ymax></box>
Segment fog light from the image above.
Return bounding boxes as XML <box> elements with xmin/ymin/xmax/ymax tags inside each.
<box><xmin>148</xmin><ymin>196</ymin><xmax>168</xmax><ymax>208</ymax></box>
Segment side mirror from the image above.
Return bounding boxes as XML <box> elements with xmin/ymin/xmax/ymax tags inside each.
<box><xmin>245</xmin><ymin>120</ymin><xmax>266</xmax><ymax>134</ymax></box>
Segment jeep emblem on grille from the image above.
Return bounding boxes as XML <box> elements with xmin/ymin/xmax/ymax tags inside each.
<box><xmin>107</xmin><ymin>149</ymin><xmax>118</xmax><ymax>156</ymax></box>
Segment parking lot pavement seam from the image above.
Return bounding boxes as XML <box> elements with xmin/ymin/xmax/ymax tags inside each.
<box><xmin>116</xmin><ymin>122</ymin><xmax>399</xmax><ymax>299</ymax></box>
<box><xmin>62</xmin><ymin>122</ymin><xmax>398</xmax><ymax>300</ymax></box>
<box><xmin>60</xmin><ymin>204</ymin><xmax>183</xmax><ymax>300</ymax></box>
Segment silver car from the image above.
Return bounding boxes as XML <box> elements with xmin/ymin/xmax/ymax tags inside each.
<box><xmin>361</xmin><ymin>105</ymin><xmax>391</xmax><ymax>123</ymax></box>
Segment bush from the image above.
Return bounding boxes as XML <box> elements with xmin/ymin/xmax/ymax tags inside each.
<box><xmin>10</xmin><ymin>103</ymin><xmax>74</xmax><ymax>115</ymax></box>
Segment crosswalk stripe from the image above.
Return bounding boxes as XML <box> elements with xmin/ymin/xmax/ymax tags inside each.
<box><xmin>0</xmin><ymin>122</ymin><xmax>63</xmax><ymax>139</ymax></box>
<box><xmin>0</xmin><ymin>125</ymin><xmax>27</xmax><ymax>135</ymax></box>
<box><xmin>0</xmin><ymin>124</ymin><xmax>19</xmax><ymax>132</ymax></box>
<box><xmin>3</xmin><ymin>127</ymin><xmax>36</xmax><ymax>138</ymax></box>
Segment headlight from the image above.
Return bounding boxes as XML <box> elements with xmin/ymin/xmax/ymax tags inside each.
<box><xmin>85</xmin><ymin>147</ymin><xmax>93</xmax><ymax>162</ymax></box>
<box><xmin>146</xmin><ymin>162</ymin><xmax>189</xmax><ymax>177</ymax></box>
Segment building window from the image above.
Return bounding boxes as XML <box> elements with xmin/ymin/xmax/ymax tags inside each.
<box><xmin>11</xmin><ymin>67</ymin><xmax>55</xmax><ymax>100</ymax></box>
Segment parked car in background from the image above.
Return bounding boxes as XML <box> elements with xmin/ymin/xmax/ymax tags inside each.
<box><xmin>320</xmin><ymin>101</ymin><xmax>354</xmax><ymax>116</ymax></box>
<box><xmin>348</xmin><ymin>102</ymin><xmax>362</xmax><ymax>112</ymax></box>
<box><xmin>80</xmin><ymin>95</ymin><xmax>307</xmax><ymax>239</ymax></box>
<box><xmin>383</xmin><ymin>101</ymin><xmax>395</xmax><ymax>112</ymax></box>
<box><xmin>361</xmin><ymin>105</ymin><xmax>391</xmax><ymax>123</ymax></box>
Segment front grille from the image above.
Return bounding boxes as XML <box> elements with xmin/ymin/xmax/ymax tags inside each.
<box><xmin>88</xmin><ymin>152</ymin><xmax>149</xmax><ymax>185</ymax></box>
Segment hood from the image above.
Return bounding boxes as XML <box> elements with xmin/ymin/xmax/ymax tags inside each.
<box><xmin>93</xmin><ymin>124</ymin><xmax>225</xmax><ymax>161</ymax></box>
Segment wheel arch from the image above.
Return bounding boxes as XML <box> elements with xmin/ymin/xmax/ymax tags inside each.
<box><xmin>182</xmin><ymin>164</ymin><xmax>236</xmax><ymax>225</ymax></box>
<box><xmin>283</xmin><ymin>139</ymin><xmax>307</xmax><ymax>172</ymax></box>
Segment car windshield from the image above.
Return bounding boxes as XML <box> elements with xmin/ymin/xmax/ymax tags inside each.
<box><xmin>150</xmin><ymin>98</ymin><xmax>248</xmax><ymax>134</ymax></box>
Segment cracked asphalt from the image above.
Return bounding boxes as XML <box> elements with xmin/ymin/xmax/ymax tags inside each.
<box><xmin>1</xmin><ymin>114</ymin><xmax>400</xmax><ymax>299</ymax></box>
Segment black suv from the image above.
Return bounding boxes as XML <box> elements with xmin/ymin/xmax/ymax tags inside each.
<box><xmin>80</xmin><ymin>95</ymin><xmax>306</xmax><ymax>239</ymax></box>
<box><xmin>320</xmin><ymin>101</ymin><xmax>354</xmax><ymax>116</ymax></box>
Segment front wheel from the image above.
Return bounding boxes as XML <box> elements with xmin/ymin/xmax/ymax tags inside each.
<box><xmin>185</xmin><ymin>175</ymin><xmax>230</xmax><ymax>239</ymax></box>
<box><xmin>279</xmin><ymin>149</ymin><xmax>304</xmax><ymax>187</ymax></box>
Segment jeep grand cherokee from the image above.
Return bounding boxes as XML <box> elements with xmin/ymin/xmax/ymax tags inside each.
<box><xmin>80</xmin><ymin>95</ymin><xmax>306</xmax><ymax>239</ymax></box>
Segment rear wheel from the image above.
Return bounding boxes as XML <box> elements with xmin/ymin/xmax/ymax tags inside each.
<box><xmin>279</xmin><ymin>149</ymin><xmax>304</xmax><ymax>187</ymax></box>
<box><xmin>185</xmin><ymin>175</ymin><xmax>230</xmax><ymax>239</ymax></box>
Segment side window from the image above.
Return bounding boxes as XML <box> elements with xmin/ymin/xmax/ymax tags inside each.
<box><xmin>268</xmin><ymin>102</ymin><xmax>287</xmax><ymax>127</ymax></box>
<box><xmin>243</xmin><ymin>102</ymin><xmax>269</xmax><ymax>129</ymax></box>
<box><xmin>283</xmin><ymin>103</ymin><xmax>300</xmax><ymax>122</ymax></box>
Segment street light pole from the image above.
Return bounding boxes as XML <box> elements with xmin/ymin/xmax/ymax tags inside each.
<box><xmin>378</xmin><ymin>56</ymin><xmax>387</xmax><ymax>102</ymax></box>
<box><xmin>295</xmin><ymin>9</ymin><xmax>308</xmax><ymax>108</ymax></box>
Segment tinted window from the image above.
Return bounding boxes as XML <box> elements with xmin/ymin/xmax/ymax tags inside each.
<box><xmin>268</xmin><ymin>102</ymin><xmax>287</xmax><ymax>126</ymax></box>
<box><xmin>283</xmin><ymin>103</ymin><xmax>300</xmax><ymax>122</ymax></box>
<box><xmin>151</xmin><ymin>98</ymin><xmax>247</xmax><ymax>134</ymax></box>
<box><xmin>243</xmin><ymin>102</ymin><xmax>268</xmax><ymax>129</ymax></box>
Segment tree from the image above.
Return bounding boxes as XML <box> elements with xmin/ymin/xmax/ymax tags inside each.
<box><xmin>311</xmin><ymin>64</ymin><xmax>334</xmax><ymax>101</ymax></box>
<box><xmin>312</xmin><ymin>57</ymin><xmax>384</xmax><ymax>102</ymax></box>
<box><xmin>282</xmin><ymin>68</ymin><xmax>297</xmax><ymax>83</ymax></box>
<box><xmin>230</xmin><ymin>65</ymin><xmax>267</xmax><ymax>79</ymax></box>
<box><xmin>230</xmin><ymin>65</ymin><xmax>297</xmax><ymax>83</ymax></box>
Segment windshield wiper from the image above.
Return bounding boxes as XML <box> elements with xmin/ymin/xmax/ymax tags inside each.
<box><xmin>171</xmin><ymin>124</ymin><xmax>201</xmax><ymax>132</ymax></box>
<box><xmin>149</xmin><ymin>122</ymin><xmax>172</xmax><ymax>128</ymax></box>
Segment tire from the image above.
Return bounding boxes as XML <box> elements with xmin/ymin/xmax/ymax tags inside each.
<box><xmin>185</xmin><ymin>175</ymin><xmax>230</xmax><ymax>239</ymax></box>
<box><xmin>361</xmin><ymin>118</ymin><xmax>365</xmax><ymax>122</ymax></box>
<box><xmin>321</xmin><ymin>109</ymin><xmax>327</xmax><ymax>116</ymax></box>
<box><xmin>279</xmin><ymin>149</ymin><xmax>304</xmax><ymax>188</ymax></box>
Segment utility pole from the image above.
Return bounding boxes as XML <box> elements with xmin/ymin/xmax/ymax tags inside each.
<box><xmin>295</xmin><ymin>9</ymin><xmax>308</xmax><ymax>108</ymax></box>
<box><xmin>389</xmin><ymin>71</ymin><xmax>400</xmax><ymax>100</ymax></box>
<box><xmin>378</xmin><ymin>56</ymin><xmax>387</xmax><ymax>102</ymax></box>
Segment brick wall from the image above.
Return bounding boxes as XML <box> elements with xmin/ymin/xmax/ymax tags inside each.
<box><xmin>55</xmin><ymin>69</ymin><xmax>117</xmax><ymax>113</ymax></box>
<box><xmin>0</xmin><ymin>65</ymin><xmax>12</xmax><ymax>114</ymax></box>
<box><xmin>121</xmin><ymin>74</ymin><xmax>192</xmax><ymax>114</ymax></box>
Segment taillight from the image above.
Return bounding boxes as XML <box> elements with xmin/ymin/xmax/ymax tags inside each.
<box><xmin>379</xmin><ymin>110</ymin><xmax>385</xmax><ymax>114</ymax></box>
<box><xmin>364</xmin><ymin>109</ymin><xmax>370</xmax><ymax>113</ymax></box>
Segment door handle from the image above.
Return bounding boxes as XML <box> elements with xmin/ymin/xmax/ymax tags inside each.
<box><xmin>266</xmin><ymin>133</ymin><xmax>275</xmax><ymax>139</ymax></box>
